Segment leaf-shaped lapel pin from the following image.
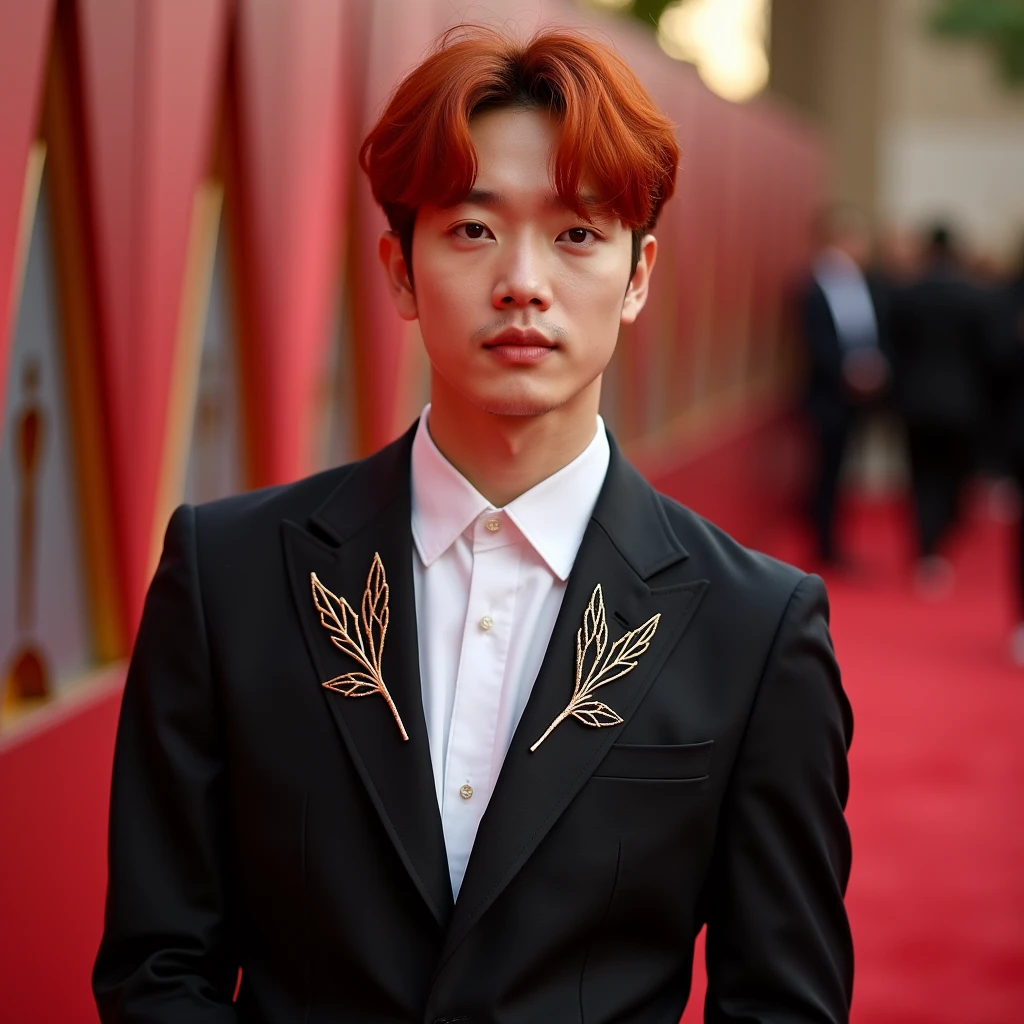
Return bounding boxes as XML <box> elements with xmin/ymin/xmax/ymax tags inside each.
<box><xmin>310</xmin><ymin>554</ymin><xmax>409</xmax><ymax>741</ymax></box>
<box><xmin>531</xmin><ymin>583</ymin><xmax>660</xmax><ymax>752</ymax></box>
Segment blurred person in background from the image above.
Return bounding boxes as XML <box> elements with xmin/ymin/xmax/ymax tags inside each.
<box><xmin>888</xmin><ymin>224</ymin><xmax>992</xmax><ymax>597</ymax></box>
<box><xmin>871</xmin><ymin>225</ymin><xmax>921</xmax><ymax>308</ymax></box>
<box><xmin>800</xmin><ymin>206</ymin><xmax>889</xmax><ymax>567</ymax></box>
<box><xmin>992</xmin><ymin>236</ymin><xmax>1024</xmax><ymax>662</ymax></box>
<box><xmin>864</xmin><ymin>225</ymin><xmax>909</xmax><ymax>353</ymax></box>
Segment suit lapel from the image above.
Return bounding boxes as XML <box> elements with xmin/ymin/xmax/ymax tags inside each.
<box><xmin>439</xmin><ymin>443</ymin><xmax>709</xmax><ymax>964</ymax></box>
<box><xmin>282</xmin><ymin>428</ymin><xmax>453</xmax><ymax>926</ymax></box>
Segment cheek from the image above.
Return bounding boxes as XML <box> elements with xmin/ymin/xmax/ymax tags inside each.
<box><xmin>412</xmin><ymin>234</ymin><xmax>474</xmax><ymax>303</ymax></box>
<box><xmin>559</xmin><ymin>245</ymin><xmax>629</xmax><ymax>300</ymax></box>
<box><xmin>415</xmin><ymin>263</ymin><xmax>477</xmax><ymax>330</ymax></box>
<box><xmin>563</xmin><ymin>269</ymin><xmax>627</xmax><ymax>336</ymax></box>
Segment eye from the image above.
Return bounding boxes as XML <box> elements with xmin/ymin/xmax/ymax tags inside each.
<box><xmin>453</xmin><ymin>222</ymin><xmax>493</xmax><ymax>241</ymax></box>
<box><xmin>559</xmin><ymin>227</ymin><xmax>596</xmax><ymax>246</ymax></box>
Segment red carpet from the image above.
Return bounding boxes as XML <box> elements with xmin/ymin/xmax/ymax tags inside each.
<box><xmin>684</xmin><ymin>493</ymin><xmax>1024</xmax><ymax>1022</ymax></box>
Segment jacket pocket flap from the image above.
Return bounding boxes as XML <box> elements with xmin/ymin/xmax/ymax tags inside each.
<box><xmin>593</xmin><ymin>740</ymin><xmax>714</xmax><ymax>780</ymax></box>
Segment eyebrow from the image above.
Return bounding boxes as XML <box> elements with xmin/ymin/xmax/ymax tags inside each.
<box><xmin>460</xmin><ymin>187</ymin><xmax>603</xmax><ymax>212</ymax></box>
<box><xmin>463</xmin><ymin>188</ymin><xmax>505</xmax><ymax>207</ymax></box>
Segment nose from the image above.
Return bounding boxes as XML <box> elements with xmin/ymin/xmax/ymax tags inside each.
<box><xmin>492</xmin><ymin>235</ymin><xmax>552</xmax><ymax>311</ymax></box>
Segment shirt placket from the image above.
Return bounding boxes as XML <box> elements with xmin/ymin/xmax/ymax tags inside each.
<box><xmin>441</xmin><ymin>510</ymin><xmax>518</xmax><ymax>896</ymax></box>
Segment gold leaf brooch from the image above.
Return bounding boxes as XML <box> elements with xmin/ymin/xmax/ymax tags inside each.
<box><xmin>310</xmin><ymin>554</ymin><xmax>409</xmax><ymax>741</ymax></box>
<box><xmin>531</xmin><ymin>584</ymin><xmax>660</xmax><ymax>752</ymax></box>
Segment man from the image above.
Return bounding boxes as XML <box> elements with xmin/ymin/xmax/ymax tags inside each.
<box><xmin>94</xmin><ymin>27</ymin><xmax>853</xmax><ymax>1023</ymax></box>
<box><xmin>800</xmin><ymin>207</ymin><xmax>888</xmax><ymax>566</ymax></box>
<box><xmin>888</xmin><ymin>224</ymin><xmax>991</xmax><ymax>596</ymax></box>
<box><xmin>991</xmin><ymin>237</ymin><xmax>1024</xmax><ymax>661</ymax></box>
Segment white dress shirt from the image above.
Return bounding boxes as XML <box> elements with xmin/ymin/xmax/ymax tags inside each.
<box><xmin>813</xmin><ymin>247</ymin><xmax>879</xmax><ymax>351</ymax></box>
<box><xmin>410</xmin><ymin>405</ymin><xmax>610</xmax><ymax>898</ymax></box>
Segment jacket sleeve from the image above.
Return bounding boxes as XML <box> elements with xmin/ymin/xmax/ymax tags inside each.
<box><xmin>703</xmin><ymin>574</ymin><xmax>854</xmax><ymax>1022</ymax></box>
<box><xmin>93</xmin><ymin>505</ymin><xmax>238</xmax><ymax>1022</ymax></box>
<box><xmin>801</xmin><ymin>284</ymin><xmax>843</xmax><ymax>392</ymax></box>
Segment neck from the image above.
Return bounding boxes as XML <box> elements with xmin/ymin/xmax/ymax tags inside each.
<box><xmin>426</xmin><ymin>375</ymin><xmax>602</xmax><ymax>508</ymax></box>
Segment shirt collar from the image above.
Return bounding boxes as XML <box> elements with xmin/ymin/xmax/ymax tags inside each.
<box><xmin>814</xmin><ymin>246</ymin><xmax>861</xmax><ymax>279</ymax></box>
<box><xmin>410</xmin><ymin>405</ymin><xmax>610</xmax><ymax>581</ymax></box>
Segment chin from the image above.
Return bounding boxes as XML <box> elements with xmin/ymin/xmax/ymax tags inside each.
<box><xmin>473</xmin><ymin>396</ymin><xmax>562</xmax><ymax>418</ymax></box>
<box><xmin>469</xmin><ymin>383</ymin><xmax>569</xmax><ymax>419</ymax></box>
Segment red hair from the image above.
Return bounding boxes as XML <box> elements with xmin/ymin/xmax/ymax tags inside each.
<box><xmin>359</xmin><ymin>26</ymin><xmax>679</xmax><ymax>250</ymax></box>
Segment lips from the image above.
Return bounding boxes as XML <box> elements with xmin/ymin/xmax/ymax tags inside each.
<box><xmin>482</xmin><ymin>328</ymin><xmax>558</xmax><ymax>367</ymax></box>
<box><xmin>482</xmin><ymin>328</ymin><xmax>557</xmax><ymax>350</ymax></box>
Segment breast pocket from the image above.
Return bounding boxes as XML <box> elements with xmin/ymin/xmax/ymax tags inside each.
<box><xmin>592</xmin><ymin>740</ymin><xmax>714</xmax><ymax>781</ymax></box>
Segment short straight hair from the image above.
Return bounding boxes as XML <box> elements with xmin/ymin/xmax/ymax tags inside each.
<box><xmin>359</xmin><ymin>26</ymin><xmax>680</xmax><ymax>279</ymax></box>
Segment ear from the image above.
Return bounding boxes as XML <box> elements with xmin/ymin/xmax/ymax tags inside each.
<box><xmin>378</xmin><ymin>231</ymin><xmax>418</xmax><ymax>321</ymax></box>
<box><xmin>620</xmin><ymin>234</ymin><xmax>658</xmax><ymax>326</ymax></box>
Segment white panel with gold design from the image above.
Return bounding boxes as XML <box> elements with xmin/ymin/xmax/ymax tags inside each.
<box><xmin>183</xmin><ymin>222</ymin><xmax>242</xmax><ymax>506</ymax></box>
<box><xmin>0</xmin><ymin>166</ymin><xmax>91</xmax><ymax>724</ymax></box>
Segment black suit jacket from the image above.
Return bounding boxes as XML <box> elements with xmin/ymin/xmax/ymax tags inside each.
<box><xmin>888</xmin><ymin>266</ymin><xmax>992</xmax><ymax>432</ymax></box>
<box><xmin>800</xmin><ymin>275</ymin><xmax>886</xmax><ymax>426</ymax></box>
<box><xmin>94</xmin><ymin>426</ymin><xmax>853</xmax><ymax>1023</ymax></box>
<box><xmin>991</xmin><ymin>278</ymin><xmax>1024</xmax><ymax>458</ymax></box>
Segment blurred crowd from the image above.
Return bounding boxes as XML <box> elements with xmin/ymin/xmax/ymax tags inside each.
<box><xmin>799</xmin><ymin>208</ymin><xmax>1024</xmax><ymax>658</ymax></box>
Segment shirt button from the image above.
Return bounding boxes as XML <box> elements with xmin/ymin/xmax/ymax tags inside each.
<box><xmin>460</xmin><ymin>783</ymin><xmax>474</xmax><ymax>800</ymax></box>
<box><xmin>484</xmin><ymin>516</ymin><xmax>501</xmax><ymax>533</ymax></box>
<box><xmin>479</xmin><ymin>615</ymin><xmax>494</xmax><ymax>631</ymax></box>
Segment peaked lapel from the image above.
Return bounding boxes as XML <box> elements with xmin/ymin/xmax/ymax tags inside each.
<box><xmin>438</xmin><ymin>440</ymin><xmax>709</xmax><ymax>965</ymax></box>
<box><xmin>282</xmin><ymin>426</ymin><xmax>453</xmax><ymax>926</ymax></box>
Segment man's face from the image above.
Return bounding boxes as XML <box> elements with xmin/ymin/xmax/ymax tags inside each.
<box><xmin>832</xmin><ymin>226</ymin><xmax>871</xmax><ymax>269</ymax></box>
<box><xmin>383</xmin><ymin>106</ymin><xmax>654</xmax><ymax>418</ymax></box>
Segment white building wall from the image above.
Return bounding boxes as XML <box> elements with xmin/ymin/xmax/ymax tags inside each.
<box><xmin>878</xmin><ymin>0</ymin><xmax>1024</xmax><ymax>261</ymax></box>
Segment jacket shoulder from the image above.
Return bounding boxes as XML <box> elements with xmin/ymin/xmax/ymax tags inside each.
<box><xmin>188</xmin><ymin>463</ymin><xmax>353</xmax><ymax>537</ymax></box>
<box><xmin>655</xmin><ymin>491</ymin><xmax>807</xmax><ymax>603</ymax></box>
<box><xmin>186</xmin><ymin>426</ymin><xmax>417</xmax><ymax>542</ymax></box>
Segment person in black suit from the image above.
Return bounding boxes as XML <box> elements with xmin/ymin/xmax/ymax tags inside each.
<box><xmin>799</xmin><ymin>208</ymin><xmax>889</xmax><ymax>566</ymax></box>
<box><xmin>94</xmin><ymin>27</ymin><xmax>853</xmax><ymax>1023</ymax></box>
<box><xmin>992</xmin><ymin>240</ymin><xmax>1024</xmax><ymax>660</ymax></box>
<box><xmin>888</xmin><ymin>225</ymin><xmax>992</xmax><ymax>593</ymax></box>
